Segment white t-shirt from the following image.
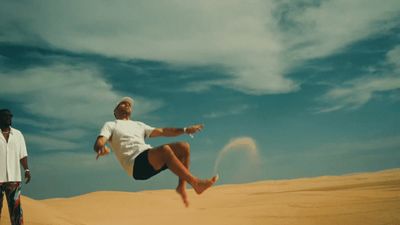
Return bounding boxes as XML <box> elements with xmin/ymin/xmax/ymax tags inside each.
<box><xmin>0</xmin><ymin>127</ymin><xmax>28</xmax><ymax>182</ymax></box>
<box><xmin>99</xmin><ymin>120</ymin><xmax>155</xmax><ymax>176</ymax></box>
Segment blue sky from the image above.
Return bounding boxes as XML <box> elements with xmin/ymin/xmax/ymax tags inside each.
<box><xmin>1</xmin><ymin>0</ymin><xmax>400</xmax><ymax>199</ymax></box>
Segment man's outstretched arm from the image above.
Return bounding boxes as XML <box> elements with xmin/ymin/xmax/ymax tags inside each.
<box><xmin>150</xmin><ymin>124</ymin><xmax>204</xmax><ymax>138</ymax></box>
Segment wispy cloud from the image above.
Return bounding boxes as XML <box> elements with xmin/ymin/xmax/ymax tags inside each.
<box><xmin>0</xmin><ymin>62</ymin><xmax>163</xmax><ymax>151</ymax></box>
<box><xmin>387</xmin><ymin>45</ymin><xmax>400</xmax><ymax>68</ymax></box>
<box><xmin>1</xmin><ymin>0</ymin><xmax>398</xmax><ymax>95</ymax></box>
<box><xmin>203</xmin><ymin>104</ymin><xmax>250</xmax><ymax>119</ymax></box>
<box><xmin>316</xmin><ymin>45</ymin><xmax>400</xmax><ymax>113</ymax></box>
<box><xmin>279</xmin><ymin>0</ymin><xmax>400</xmax><ymax>60</ymax></box>
<box><xmin>0</xmin><ymin>63</ymin><xmax>118</xmax><ymax>125</ymax></box>
<box><xmin>26</xmin><ymin>134</ymin><xmax>81</xmax><ymax>151</ymax></box>
<box><xmin>316</xmin><ymin>76</ymin><xmax>400</xmax><ymax>113</ymax></box>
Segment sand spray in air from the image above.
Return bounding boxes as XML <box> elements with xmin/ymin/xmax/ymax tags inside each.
<box><xmin>213</xmin><ymin>137</ymin><xmax>260</xmax><ymax>175</ymax></box>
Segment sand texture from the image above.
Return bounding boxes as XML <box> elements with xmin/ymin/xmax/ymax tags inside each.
<box><xmin>1</xmin><ymin>169</ymin><xmax>399</xmax><ymax>225</ymax></box>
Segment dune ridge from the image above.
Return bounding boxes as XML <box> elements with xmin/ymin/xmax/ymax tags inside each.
<box><xmin>1</xmin><ymin>168</ymin><xmax>399</xmax><ymax>225</ymax></box>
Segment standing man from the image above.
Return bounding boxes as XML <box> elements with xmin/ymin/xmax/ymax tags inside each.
<box><xmin>0</xmin><ymin>109</ymin><xmax>31</xmax><ymax>225</ymax></box>
<box><xmin>94</xmin><ymin>97</ymin><xmax>218</xmax><ymax>207</ymax></box>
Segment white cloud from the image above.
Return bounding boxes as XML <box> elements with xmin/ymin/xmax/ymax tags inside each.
<box><xmin>0</xmin><ymin>62</ymin><xmax>163</xmax><ymax>151</ymax></box>
<box><xmin>203</xmin><ymin>104</ymin><xmax>250</xmax><ymax>119</ymax></box>
<box><xmin>0</xmin><ymin>63</ymin><xmax>118</xmax><ymax>125</ymax></box>
<box><xmin>26</xmin><ymin>134</ymin><xmax>80</xmax><ymax>151</ymax></box>
<box><xmin>280</xmin><ymin>0</ymin><xmax>400</xmax><ymax>60</ymax></box>
<box><xmin>17</xmin><ymin>117</ymin><xmax>70</xmax><ymax>130</ymax></box>
<box><xmin>316</xmin><ymin>45</ymin><xmax>400</xmax><ymax>113</ymax></box>
<box><xmin>316</xmin><ymin>75</ymin><xmax>400</xmax><ymax>113</ymax></box>
<box><xmin>0</xmin><ymin>63</ymin><xmax>162</xmax><ymax>124</ymax></box>
<box><xmin>131</xmin><ymin>97</ymin><xmax>164</xmax><ymax>120</ymax></box>
<box><xmin>387</xmin><ymin>45</ymin><xmax>400</xmax><ymax>68</ymax></box>
<box><xmin>1</xmin><ymin>0</ymin><xmax>399</xmax><ymax>95</ymax></box>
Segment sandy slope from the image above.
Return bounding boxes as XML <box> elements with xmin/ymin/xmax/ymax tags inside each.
<box><xmin>1</xmin><ymin>169</ymin><xmax>399</xmax><ymax>225</ymax></box>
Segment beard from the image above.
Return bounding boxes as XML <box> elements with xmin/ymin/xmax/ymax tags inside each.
<box><xmin>0</xmin><ymin>120</ymin><xmax>11</xmax><ymax>128</ymax></box>
<box><xmin>114</xmin><ymin>109</ymin><xmax>131</xmax><ymax>119</ymax></box>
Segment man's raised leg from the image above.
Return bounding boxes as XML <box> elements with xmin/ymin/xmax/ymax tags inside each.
<box><xmin>164</xmin><ymin>142</ymin><xmax>191</xmax><ymax>206</ymax></box>
<box><xmin>148</xmin><ymin>142</ymin><xmax>218</xmax><ymax>206</ymax></box>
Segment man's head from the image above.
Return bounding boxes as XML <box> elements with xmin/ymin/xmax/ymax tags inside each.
<box><xmin>0</xmin><ymin>109</ymin><xmax>13</xmax><ymax>127</ymax></box>
<box><xmin>113</xmin><ymin>97</ymin><xmax>134</xmax><ymax>119</ymax></box>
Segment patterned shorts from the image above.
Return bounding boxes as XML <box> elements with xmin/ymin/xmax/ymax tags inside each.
<box><xmin>0</xmin><ymin>182</ymin><xmax>23</xmax><ymax>225</ymax></box>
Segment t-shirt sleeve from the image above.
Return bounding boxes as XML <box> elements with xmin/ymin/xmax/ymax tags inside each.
<box><xmin>99</xmin><ymin>122</ymin><xmax>115</xmax><ymax>140</ymax></box>
<box><xmin>19</xmin><ymin>132</ymin><xmax>28</xmax><ymax>159</ymax></box>
<box><xmin>141</xmin><ymin>122</ymin><xmax>155</xmax><ymax>138</ymax></box>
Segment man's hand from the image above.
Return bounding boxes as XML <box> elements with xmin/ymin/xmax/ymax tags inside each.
<box><xmin>25</xmin><ymin>170</ymin><xmax>31</xmax><ymax>184</ymax></box>
<box><xmin>96</xmin><ymin>146</ymin><xmax>110</xmax><ymax>160</ymax></box>
<box><xmin>185</xmin><ymin>124</ymin><xmax>204</xmax><ymax>135</ymax></box>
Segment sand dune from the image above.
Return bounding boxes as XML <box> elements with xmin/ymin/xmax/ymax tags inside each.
<box><xmin>1</xmin><ymin>169</ymin><xmax>399</xmax><ymax>225</ymax></box>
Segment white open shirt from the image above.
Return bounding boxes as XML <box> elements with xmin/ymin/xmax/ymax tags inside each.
<box><xmin>100</xmin><ymin>120</ymin><xmax>155</xmax><ymax>176</ymax></box>
<box><xmin>0</xmin><ymin>127</ymin><xmax>28</xmax><ymax>182</ymax></box>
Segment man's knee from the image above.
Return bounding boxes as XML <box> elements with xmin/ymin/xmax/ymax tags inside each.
<box><xmin>160</xmin><ymin>145</ymin><xmax>174</xmax><ymax>155</ymax></box>
<box><xmin>179</xmin><ymin>141</ymin><xmax>190</xmax><ymax>149</ymax></box>
<box><xmin>177</xmin><ymin>141</ymin><xmax>190</xmax><ymax>155</ymax></box>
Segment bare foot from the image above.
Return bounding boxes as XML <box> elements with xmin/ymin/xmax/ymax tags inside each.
<box><xmin>176</xmin><ymin>186</ymin><xmax>189</xmax><ymax>207</ymax></box>
<box><xmin>192</xmin><ymin>175</ymin><xmax>219</xmax><ymax>195</ymax></box>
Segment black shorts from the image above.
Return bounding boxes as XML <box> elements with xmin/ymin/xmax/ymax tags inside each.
<box><xmin>133</xmin><ymin>149</ymin><xmax>168</xmax><ymax>180</ymax></box>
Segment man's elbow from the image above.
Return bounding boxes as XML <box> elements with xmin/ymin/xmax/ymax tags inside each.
<box><xmin>149</xmin><ymin>129</ymin><xmax>162</xmax><ymax>138</ymax></box>
<box><xmin>20</xmin><ymin>156</ymin><xmax>28</xmax><ymax>161</ymax></box>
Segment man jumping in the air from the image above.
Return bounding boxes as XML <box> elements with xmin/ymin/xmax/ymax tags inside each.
<box><xmin>93</xmin><ymin>97</ymin><xmax>218</xmax><ymax>207</ymax></box>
